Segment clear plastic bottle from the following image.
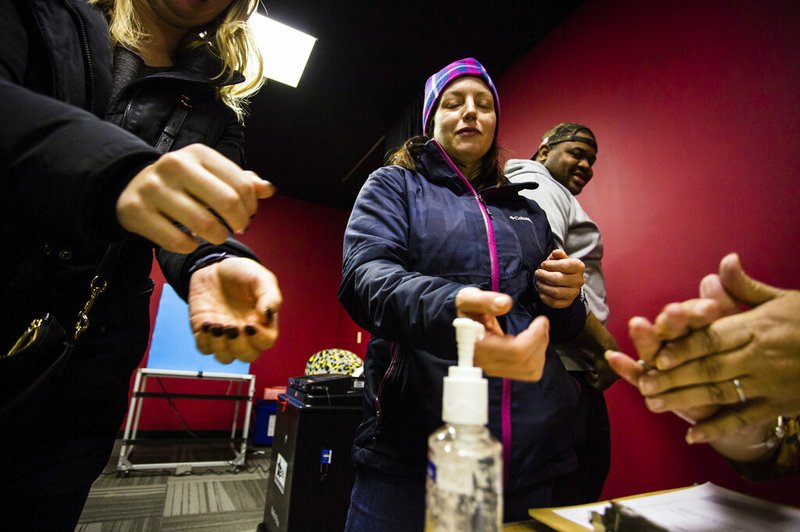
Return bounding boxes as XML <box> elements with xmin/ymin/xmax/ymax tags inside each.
<box><xmin>425</xmin><ymin>318</ymin><xmax>503</xmax><ymax>532</ymax></box>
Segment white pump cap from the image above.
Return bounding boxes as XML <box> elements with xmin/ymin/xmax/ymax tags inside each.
<box><xmin>442</xmin><ymin>318</ymin><xmax>487</xmax><ymax>425</ymax></box>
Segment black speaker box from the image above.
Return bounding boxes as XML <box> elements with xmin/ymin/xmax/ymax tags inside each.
<box><xmin>259</xmin><ymin>390</ymin><xmax>362</xmax><ymax>532</ymax></box>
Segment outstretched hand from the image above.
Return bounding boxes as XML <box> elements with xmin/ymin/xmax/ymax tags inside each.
<box><xmin>117</xmin><ymin>144</ymin><xmax>276</xmax><ymax>253</ymax></box>
<box><xmin>188</xmin><ymin>257</ymin><xmax>282</xmax><ymax>364</ymax></box>
<box><xmin>455</xmin><ymin>286</ymin><xmax>549</xmax><ymax>382</ymax></box>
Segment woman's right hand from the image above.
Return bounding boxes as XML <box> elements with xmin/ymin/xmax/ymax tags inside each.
<box><xmin>116</xmin><ymin>144</ymin><xmax>276</xmax><ymax>253</ymax></box>
<box><xmin>455</xmin><ymin>287</ymin><xmax>549</xmax><ymax>382</ymax></box>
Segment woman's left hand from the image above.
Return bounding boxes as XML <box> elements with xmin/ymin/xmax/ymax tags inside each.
<box><xmin>474</xmin><ymin>316</ymin><xmax>550</xmax><ymax>382</ymax></box>
<box><xmin>188</xmin><ymin>257</ymin><xmax>282</xmax><ymax>364</ymax></box>
<box><xmin>534</xmin><ymin>249</ymin><xmax>585</xmax><ymax>308</ymax></box>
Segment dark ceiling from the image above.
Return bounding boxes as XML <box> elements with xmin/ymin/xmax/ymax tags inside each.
<box><xmin>245</xmin><ymin>1</ymin><xmax>584</xmax><ymax>210</ymax></box>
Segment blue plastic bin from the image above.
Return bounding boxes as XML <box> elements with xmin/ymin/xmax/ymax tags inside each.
<box><xmin>252</xmin><ymin>399</ymin><xmax>279</xmax><ymax>445</ymax></box>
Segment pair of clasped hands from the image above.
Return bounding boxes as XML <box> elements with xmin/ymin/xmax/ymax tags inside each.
<box><xmin>605</xmin><ymin>253</ymin><xmax>800</xmax><ymax>460</ymax></box>
<box><xmin>455</xmin><ymin>249</ymin><xmax>585</xmax><ymax>382</ymax></box>
<box><xmin>116</xmin><ymin>144</ymin><xmax>282</xmax><ymax>364</ymax></box>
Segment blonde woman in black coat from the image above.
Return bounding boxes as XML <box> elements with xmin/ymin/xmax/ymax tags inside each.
<box><xmin>0</xmin><ymin>1</ymin><xmax>280</xmax><ymax>529</ymax></box>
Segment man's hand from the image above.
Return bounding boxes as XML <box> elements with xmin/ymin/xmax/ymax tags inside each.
<box><xmin>534</xmin><ymin>249</ymin><xmax>585</xmax><ymax>308</ymax></box>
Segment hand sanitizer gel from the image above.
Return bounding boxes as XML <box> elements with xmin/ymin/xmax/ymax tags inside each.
<box><xmin>425</xmin><ymin>318</ymin><xmax>502</xmax><ymax>531</ymax></box>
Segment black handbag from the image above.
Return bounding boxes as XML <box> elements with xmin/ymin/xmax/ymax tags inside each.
<box><xmin>0</xmin><ymin>270</ymin><xmax>110</xmax><ymax>416</ymax></box>
<box><xmin>1</xmin><ymin>313</ymin><xmax>71</xmax><ymax>411</ymax></box>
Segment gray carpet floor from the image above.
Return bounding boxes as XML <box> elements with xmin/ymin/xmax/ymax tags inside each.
<box><xmin>76</xmin><ymin>439</ymin><xmax>272</xmax><ymax>532</ymax></box>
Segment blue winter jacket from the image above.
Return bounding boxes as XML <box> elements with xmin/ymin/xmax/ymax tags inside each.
<box><xmin>338</xmin><ymin>139</ymin><xmax>585</xmax><ymax>492</ymax></box>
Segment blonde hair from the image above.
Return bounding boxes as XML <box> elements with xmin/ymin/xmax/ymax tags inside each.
<box><xmin>90</xmin><ymin>0</ymin><xmax>264</xmax><ymax>120</ymax></box>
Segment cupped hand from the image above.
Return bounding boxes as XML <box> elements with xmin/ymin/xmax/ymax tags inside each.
<box><xmin>117</xmin><ymin>144</ymin><xmax>276</xmax><ymax>253</ymax></box>
<box><xmin>534</xmin><ymin>249</ymin><xmax>585</xmax><ymax>308</ymax></box>
<box><xmin>474</xmin><ymin>316</ymin><xmax>550</xmax><ymax>382</ymax></box>
<box><xmin>455</xmin><ymin>286</ymin><xmax>549</xmax><ymax>382</ymax></box>
<box><xmin>188</xmin><ymin>257</ymin><xmax>282</xmax><ymax>364</ymax></box>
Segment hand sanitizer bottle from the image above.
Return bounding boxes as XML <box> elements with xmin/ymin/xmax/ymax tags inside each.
<box><xmin>425</xmin><ymin>318</ymin><xmax>503</xmax><ymax>531</ymax></box>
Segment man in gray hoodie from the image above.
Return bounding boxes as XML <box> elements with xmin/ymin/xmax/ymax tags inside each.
<box><xmin>505</xmin><ymin>122</ymin><xmax>617</xmax><ymax>503</ymax></box>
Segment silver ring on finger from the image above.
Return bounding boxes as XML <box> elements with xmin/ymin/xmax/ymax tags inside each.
<box><xmin>732</xmin><ymin>378</ymin><xmax>747</xmax><ymax>404</ymax></box>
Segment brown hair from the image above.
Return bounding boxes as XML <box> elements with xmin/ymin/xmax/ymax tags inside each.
<box><xmin>388</xmin><ymin>135</ymin><xmax>505</xmax><ymax>190</ymax></box>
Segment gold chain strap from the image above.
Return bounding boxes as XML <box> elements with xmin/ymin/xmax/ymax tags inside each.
<box><xmin>4</xmin><ymin>247</ymin><xmax>113</xmax><ymax>360</ymax></box>
<box><xmin>73</xmin><ymin>275</ymin><xmax>108</xmax><ymax>343</ymax></box>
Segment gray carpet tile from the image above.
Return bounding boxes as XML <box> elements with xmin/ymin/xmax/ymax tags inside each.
<box><xmin>76</xmin><ymin>516</ymin><xmax>164</xmax><ymax>532</ymax></box>
<box><xmin>159</xmin><ymin>510</ymin><xmax>263</xmax><ymax>531</ymax></box>
<box><xmin>79</xmin><ymin>484</ymin><xmax>168</xmax><ymax>521</ymax></box>
<box><xmin>90</xmin><ymin>471</ymin><xmax>170</xmax><ymax>489</ymax></box>
<box><xmin>164</xmin><ymin>477</ymin><xmax>265</xmax><ymax>516</ymax></box>
<box><xmin>77</xmin><ymin>440</ymin><xmax>271</xmax><ymax>531</ymax></box>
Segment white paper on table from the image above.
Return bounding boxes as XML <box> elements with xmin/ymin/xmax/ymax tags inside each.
<box><xmin>550</xmin><ymin>482</ymin><xmax>800</xmax><ymax>531</ymax></box>
<box><xmin>552</xmin><ymin>501</ymin><xmax>610</xmax><ymax>529</ymax></box>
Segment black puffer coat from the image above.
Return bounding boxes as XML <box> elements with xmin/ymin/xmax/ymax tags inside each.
<box><xmin>0</xmin><ymin>0</ymin><xmax>257</xmax><ymax>436</ymax></box>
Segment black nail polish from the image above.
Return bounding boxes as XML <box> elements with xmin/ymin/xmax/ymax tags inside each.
<box><xmin>244</xmin><ymin>325</ymin><xmax>256</xmax><ymax>336</ymax></box>
<box><xmin>225</xmin><ymin>327</ymin><xmax>240</xmax><ymax>339</ymax></box>
<box><xmin>211</xmin><ymin>326</ymin><xmax>224</xmax><ymax>337</ymax></box>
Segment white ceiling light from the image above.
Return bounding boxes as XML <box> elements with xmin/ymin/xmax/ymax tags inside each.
<box><xmin>249</xmin><ymin>12</ymin><xmax>316</xmax><ymax>88</ymax></box>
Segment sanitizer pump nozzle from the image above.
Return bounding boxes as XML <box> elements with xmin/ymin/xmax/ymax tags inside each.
<box><xmin>426</xmin><ymin>317</ymin><xmax>503</xmax><ymax>531</ymax></box>
<box><xmin>442</xmin><ymin>318</ymin><xmax>487</xmax><ymax>426</ymax></box>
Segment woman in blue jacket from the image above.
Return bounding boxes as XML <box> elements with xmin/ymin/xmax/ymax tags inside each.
<box><xmin>339</xmin><ymin>58</ymin><xmax>588</xmax><ymax>529</ymax></box>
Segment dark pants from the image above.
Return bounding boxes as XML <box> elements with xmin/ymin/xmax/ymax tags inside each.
<box><xmin>0</xmin><ymin>434</ymin><xmax>118</xmax><ymax>531</ymax></box>
<box><xmin>344</xmin><ymin>466</ymin><xmax>426</xmax><ymax>532</ymax></box>
<box><xmin>504</xmin><ymin>482</ymin><xmax>559</xmax><ymax>523</ymax></box>
<box><xmin>552</xmin><ymin>371</ymin><xmax>611</xmax><ymax>504</ymax></box>
<box><xmin>344</xmin><ymin>465</ymin><xmax>572</xmax><ymax>529</ymax></box>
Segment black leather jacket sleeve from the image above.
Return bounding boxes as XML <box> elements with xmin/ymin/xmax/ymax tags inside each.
<box><xmin>156</xmin><ymin>237</ymin><xmax>261</xmax><ymax>300</ymax></box>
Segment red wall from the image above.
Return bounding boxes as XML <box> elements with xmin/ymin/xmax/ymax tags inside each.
<box><xmin>130</xmin><ymin>0</ymin><xmax>799</xmax><ymax>507</ymax></box>
<box><xmin>136</xmin><ymin>194</ymin><xmax>367</xmax><ymax>431</ymax></box>
<box><xmin>497</xmin><ymin>0</ymin><xmax>800</xmax><ymax>506</ymax></box>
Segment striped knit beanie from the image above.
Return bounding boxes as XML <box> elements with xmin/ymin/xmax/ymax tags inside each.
<box><xmin>422</xmin><ymin>57</ymin><xmax>500</xmax><ymax>136</ymax></box>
